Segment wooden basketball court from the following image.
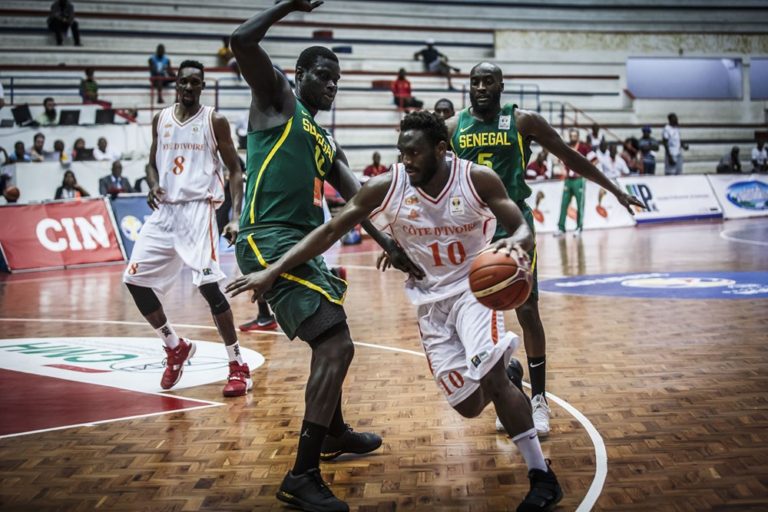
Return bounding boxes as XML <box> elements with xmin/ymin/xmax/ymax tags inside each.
<box><xmin>1</xmin><ymin>218</ymin><xmax>766</xmax><ymax>511</ymax></box>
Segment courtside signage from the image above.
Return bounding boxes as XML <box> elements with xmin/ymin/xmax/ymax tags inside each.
<box><xmin>109</xmin><ymin>194</ymin><xmax>153</xmax><ymax>258</ymax></box>
<box><xmin>618</xmin><ymin>175</ymin><xmax>722</xmax><ymax>223</ymax></box>
<box><xmin>540</xmin><ymin>271</ymin><xmax>768</xmax><ymax>299</ymax></box>
<box><xmin>0</xmin><ymin>199</ymin><xmax>124</xmax><ymax>271</ymax></box>
<box><xmin>706</xmin><ymin>174</ymin><xmax>768</xmax><ymax>219</ymax></box>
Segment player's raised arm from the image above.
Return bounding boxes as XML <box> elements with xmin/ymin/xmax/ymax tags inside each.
<box><xmin>226</xmin><ymin>174</ymin><xmax>392</xmax><ymax>300</ymax></box>
<box><xmin>515</xmin><ymin>108</ymin><xmax>645</xmax><ymax>214</ymax></box>
<box><xmin>470</xmin><ymin>163</ymin><xmax>533</xmax><ymax>254</ymax></box>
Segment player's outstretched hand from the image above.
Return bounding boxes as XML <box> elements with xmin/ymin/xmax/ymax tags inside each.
<box><xmin>384</xmin><ymin>242</ymin><xmax>426</xmax><ymax>280</ymax></box>
<box><xmin>616</xmin><ymin>190</ymin><xmax>646</xmax><ymax>215</ymax></box>
<box><xmin>147</xmin><ymin>185</ymin><xmax>166</xmax><ymax>210</ymax></box>
<box><xmin>290</xmin><ymin>0</ymin><xmax>324</xmax><ymax>12</ymax></box>
<box><xmin>491</xmin><ymin>239</ymin><xmax>530</xmax><ymax>267</ymax></box>
<box><xmin>223</xmin><ymin>220</ymin><xmax>239</xmax><ymax>246</ymax></box>
<box><xmin>226</xmin><ymin>270</ymin><xmax>278</xmax><ymax>303</ymax></box>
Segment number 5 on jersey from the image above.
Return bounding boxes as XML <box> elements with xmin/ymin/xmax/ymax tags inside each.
<box><xmin>172</xmin><ymin>156</ymin><xmax>186</xmax><ymax>175</ymax></box>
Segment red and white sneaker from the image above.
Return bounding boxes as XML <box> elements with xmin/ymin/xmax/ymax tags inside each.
<box><xmin>161</xmin><ymin>339</ymin><xmax>196</xmax><ymax>390</ymax></box>
<box><xmin>223</xmin><ymin>361</ymin><xmax>253</xmax><ymax>397</ymax></box>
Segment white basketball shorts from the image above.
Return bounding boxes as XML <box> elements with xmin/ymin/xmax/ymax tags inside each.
<box><xmin>417</xmin><ymin>289</ymin><xmax>520</xmax><ymax>408</ymax></box>
<box><xmin>123</xmin><ymin>200</ymin><xmax>225</xmax><ymax>295</ymax></box>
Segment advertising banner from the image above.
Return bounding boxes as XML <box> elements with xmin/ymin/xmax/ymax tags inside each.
<box><xmin>706</xmin><ymin>174</ymin><xmax>768</xmax><ymax>219</ymax></box>
<box><xmin>0</xmin><ymin>199</ymin><xmax>124</xmax><ymax>272</ymax></box>
<box><xmin>523</xmin><ymin>180</ymin><xmax>564</xmax><ymax>234</ymax></box>
<box><xmin>109</xmin><ymin>194</ymin><xmax>153</xmax><ymax>258</ymax></box>
<box><xmin>618</xmin><ymin>175</ymin><xmax>722</xmax><ymax>223</ymax></box>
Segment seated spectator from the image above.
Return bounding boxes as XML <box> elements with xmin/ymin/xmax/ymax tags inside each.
<box><xmin>71</xmin><ymin>137</ymin><xmax>93</xmax><ymax>161</ymax></box>
<box><xmin>414</xmin><ymin>39</ymin><xmax>459</xmax><ymax>90</ymax></box>
<box><xmin>433</xmin><ymin>98</ymin><xmax>455</xmax><ymax>121</ymax></box>
<box><xmin>217</xmin><ymin>37</ymin><xmax>241</xmax><ymax>81</ymax></box>
<box><xmin>600</xmin><ymin>143</ymin><xmax>630</xmax><ymax>179</ymax></box>
<box><xmin>99</xmin><ymin>160</ymin><xmax>133</xmax><ymax>196</ymax></box>
<box><xmin>638</xmin><ymin>125</ymin><xmax>660</xmax><ymax>175</ymax></box>
<box><xmin>52</xmin><ymin>139</ymin><xmax>71</xmax><ymax>166</ymax></box>
<box><xmin>55</xmin><ymin>170</ymin><xmax>90</xmax><ymax>200</ymax></box>
<box><xmin>751</xmin><ymin>140</ymin><xmax>767</xmax><ymax>173</ymax></box>
<box><xmin>621</xmin><ymin>137</ymin><xmax>642</xmax><ymax>174</ymax></box>
<box><xmin>79</xmin><ymin>68</ymin><xmax>99</xmax><ymax>103</ymax></box>
<box><xmin>363</xmin><ymin>151</ymin><xmax>388</xmax><ymax>178</ymax></box>
<box><xmin>391</xmin><ymin>69</ymin><xmax>424</xmax><ymax>111</ymax></box>
<box><xmin>93</xmin><ymin>137</ymin><xmax>121</xmax><ymax>162</ymax></box>
<box><xmin>587</xmin><ymin>123</ymin><xmax>605</xmax><ymax>151</ymax></box>
<box><xmin>717</xmin><ymin>146</ymin><xmax>742</xmax><ymax>174</ymax></box>
<box><xmin>526</xmin><ymin>149</ymin><xmax>550</xmax><ymax>180</ymax></box>
<box><xmin>35</xmin><ymin>97</ymin><xmax>59</xmax><ymax>126</ymax></box>
<box><xmin>8</xmin><ymin>141</ymin><xmax>31</xmax><ymax>163</ymax></box>
<box><xmin>30</xmin><ymin>132</ymin><xmax>51</xmax><ymax>162</ymax></box>
<box><xmin>148</xmin><ymin>44</ymin><xmax>175</xmax><ymax>104</ymax></box>
<box><xmin>47</xmin><ymin>0</ymin><xmax>81</xmax><ymax>46</ymax></box>
<box><xmin>134</xmin><ymin>163</ymin><xmax>153</xmax><ymax>193</ymax></box>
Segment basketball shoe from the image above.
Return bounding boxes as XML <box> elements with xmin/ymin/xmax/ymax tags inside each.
<box><xmin>238</xmin><ymin>314</ymin><xmax>278</xmax><ymax>332</ymax></box>
<box><xmin>496</xmin><ymin>358</ymin><xmax>526</xmax><ymax>432</ymax></box>
<box><xmin>222</xmin><ymin>361</ymin><xmax>252</xmax><ymax>397</ymax></box>
<box><xmin>531</xmin><ymin>394</ymin><xmax>551</xmax><ymax>437</ymax></box>
<box><xmin>161</xmin><ymin>339</ymin><xmax>195</xmax><ymax>390</ymax></box>
<box><xmin>277</xmin><ymin>468</ymin><xmax>349</xmax><ymax>512</ymax></box>
<box><xmin>320</xmin><ymin>425</ymin><xmax>382</xmax><ymax>461</ymax></box>
<box><xmin>516</xmin><ymin>460</ymin><xmax>563</xmax><ymax>512</ymax></box>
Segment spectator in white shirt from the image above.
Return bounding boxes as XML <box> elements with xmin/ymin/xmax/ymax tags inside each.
<box><xmin>600</xmin><ymin>143</ymin><xmax>630</xmax><ymax>180</ymax></box>
<box><xmin>588</xmin><ymin>123</ymin><xmax>606</xmax><ymax>151</ymax></box>
<box><xmin>93</xmin><ymin>137</ymin><xmax>121</xmax><ymax>161</ymax></box>
<box><xmin>751</xmin><ymin>140</ymin><xmax>767</xmax><ymax>173</ymax></box>
<box><xmin>662</xmin><ymin>113</ymin><xmax>688</xmax><ymax>175</ymax></box>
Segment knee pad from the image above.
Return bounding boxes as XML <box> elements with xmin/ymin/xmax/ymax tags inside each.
<box><xmin>125</xmin><ymin>283</ymin><xmax>162</xmax><ymax>316</ymax></box>
<box><xmin>198</xmin><ymin>283</ymin><xmax>230</xmax><ymax>315</ymax></box>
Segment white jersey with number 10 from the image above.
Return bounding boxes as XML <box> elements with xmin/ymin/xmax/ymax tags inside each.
<box><xmin>370</xmin><ymin>155</ymin><xmax>496</xmax><ymax>306</ymax></box>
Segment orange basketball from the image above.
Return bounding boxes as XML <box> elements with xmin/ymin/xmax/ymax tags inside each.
<box><xmin>468</xmin><ymin>248</ymin><xmax>533</xmax><ymax>311</ymax></box>
<box><xmin>3</xmin><ymin>186</ymin><xmax>20</xmax><ymax>202</ymax></box>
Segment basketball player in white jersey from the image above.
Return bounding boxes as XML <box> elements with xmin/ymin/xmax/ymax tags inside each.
<box><xmin>124</xmin><ymin>60</ymin><xmax>253</xmax><ymax>398</ymax></box>
<box><xmin>227</xmin><ymin>111</ymin><xmax>563</xmax><ymax>511</ymax></box>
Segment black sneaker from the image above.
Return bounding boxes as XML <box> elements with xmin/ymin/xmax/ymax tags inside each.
<box><xmin>320</xmin><ymin>424</ymin><xmax>382</xmax><ymax>461</ymax></box>
<box><xmin>276</xmin><ymin>468</ymin><xmax>349</xmax><ymax>512</ymax></box>
<box><xmin>516</xmin><ymin>461</ymin><xmax>563</xmax><ymax>512</ymax></box>
<box><xmin>506</xmin><ymin>357</ymin><xmax>525</xmax><ymax>392</ymax></box>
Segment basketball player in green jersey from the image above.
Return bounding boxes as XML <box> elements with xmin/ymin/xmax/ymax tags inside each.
<box><xmin>230</xmin><ymin>2</ymin><xmax>423</xmax><ymax>511</ymax></box>
<box><xmin>447</xmin><ymin>62</ymin><xmax>643</xmax><ymax>437</ymax></box>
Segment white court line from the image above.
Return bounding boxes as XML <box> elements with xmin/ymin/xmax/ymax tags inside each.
<box><xmin>720</xmin><ymin>229</ymin><xmax>768</xmax><ymax>247</ymax></box>
<box><xmin>1</xmin><ymin>317</ymin><xmax>607</xmax><ymax>510</ymax></box>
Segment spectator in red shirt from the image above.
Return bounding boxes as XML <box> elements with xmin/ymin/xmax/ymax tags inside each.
<box><xmin>391</xmin><ymin>68</ymin><xmax>423</xmax><ymax>111</ymax></box>
<box><xmin>363</xmin><ymin>151</ymin><xmax>388</xmax><ymax>178</ymax></box>
<box><xmin>556</xmin><ymin>129</ymin><xmax>598</xmax><ymax>237</ymax></box>
<box><xmin>525</xmin><ymin>149</ymin><xmax>550</xmax><ymax>181</ymax></box>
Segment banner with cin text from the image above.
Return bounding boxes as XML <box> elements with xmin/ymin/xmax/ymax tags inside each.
<box><xmin>0</xmin><ymin>199</ymin><xmax>125</xmax><ymax>272</ymax></box>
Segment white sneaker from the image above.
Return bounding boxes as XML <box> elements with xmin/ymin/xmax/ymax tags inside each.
<box><xmin>531</xmin><ymin>394</ymin><xmax>551</xmax><ymax>437</ymax></box>
<box><xmin>573</xmin><ymin>228</ymin><xmax>583</xmax><ymax>237</ymax></box>
<box><xmin>553</xmin><ymin>230</ymin><xmax>565</xmax><ymax>238</ymax></box>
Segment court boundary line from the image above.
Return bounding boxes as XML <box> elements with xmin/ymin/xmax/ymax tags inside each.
<box><xmin>0</xmin><ymin>317</ymin><xmax>606</xmax><ymax>510</ymax></box>
<box><xmin>720</xmin><ymin>228</ymin><xmax>768</xmax><ymax>247</ymax></box>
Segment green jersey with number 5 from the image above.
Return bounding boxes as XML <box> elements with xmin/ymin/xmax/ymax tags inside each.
<box><xmin>451</xmin><ymin>103</ymin><xmax>531</xmax><ymax>202</ymax></box>
<box><xmin>240</xmin><ymin>99</ymin><xmax>336</xmax><ymax>235</ymax></box>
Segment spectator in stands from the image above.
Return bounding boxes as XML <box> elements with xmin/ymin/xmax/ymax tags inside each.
<box><xmin>638</xmin><ymin>125</ymin><xmax>659</xmax><ymax>175</ymax></box>
<box><xmin>55</xmin><ymin>169</ymin><xmax>89</xmax><ymax>200</ymax></box>
<box><xmin>99</xmin><ymin>160</ymin><xmax>133</xmax><ymax>196</ymax></box>
<box><xmin>363</xmin><ymin>151</ymin><xmax>388</xmax><ymax>178</ymax></box>
<box><xmin>0</xmin><ymin>83</ymin><xmax>5</xmax><ymax>111</ymax></box>
<box><xmin>0</xmin><ymin>147</ymin><xmax>7</xmax><ymax>166</ymax></box>
<box><xmin>662</xmin><ymin>113</ymin><xmax>688</xmax><ymax>175</ymax></box>
<box><xmin>35</xmin><ymin>97</ymin><xmax>59</xmax><ymax>126</ymax></box>
<box><xmin>134</xmin><ymin>163</ymin><xmax>153</xmax><ymax>193</ymax></box>
<box><xmin>0</xmin><ymin>173</ymin><xmax>19</xmax><ymax>203</ymax></box>
<box><xmin>594</xmin><ymin>138</ymin><xmax>609</xmax><ymax>164</ymax></box>
<box><xmin>218</xmin><ymin>36</ymin><xmax>241</xmax><ymax>81</ymax></box>
<box><xmin>391</xmin><ymin>68</ymin><xmax>423</xmax><ymax>111</ymax></box>
<box><xmin>79</xmin><ymin>68</ymin><xmax>99</xmax><ymax>103</ymax></box>
<box><xmin>414</xmin><ymin>39</ymin><xmax>459</xmax><ymax>90</ymax></box>
<box><xmin>621</xmin><ymin>137</ymin><xmax>642</xmax><ymax>174</ymax></box>
<box><xmin>71</xmin><ymin>137</ymin><xmax>93</xmax><ymax>161</ymax></box>
<box><xmin>716</xmin><ymin>146</ymin><xmax>742</xmax><ymax>174</ymax></box>
<box><xmin>525</xmin><ymin>149</ymin><xmax>550</xmax><ymax>181</ymax></box>
<box><xmin>433</xmin><ymin>98</ymin><xmax>455</xmax><ymax>121</ymax></box>
<box><xmin>8</xmin><ymin>141</ymin><xmax>31</xmax><ymax>164</ymax></box>
<box><xmin>148</xmin><ymin>44</ymin><xmax>175</xmax><ymax>103</ymax></box>
<box><xmin>47</xmin><ymin>0</ymin><xmax>81</xmax><ymax>46</ymax></box>
<box><xmin>93</xmin><ymin>137</ymin><xmax>121</xmax><ymax>162</ymax></box>
<box><xmin>751</xmin><ymin>140</ymin><xmax>767</xmax><ymax>173</ymax></box>
<box><xmin>587</xmin><ymin>123</ymin><xmax>605</xmax><ymax>151</ymax></box>
<box><xmin>29</xmin><ymin>132</ymin><xmax>50</xmax><ymax>162</ymax></box>
<box><xmin>52</xmin><ymin>139</ymin><xmax>71</xmax><ymax>167</ymax></box>
<box><xmin>600</xmin><ymin>143</ymin><xmax>630</xmax><ymax>180</ymax></box>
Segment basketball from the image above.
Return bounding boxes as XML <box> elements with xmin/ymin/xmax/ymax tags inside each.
<box><xmin>3</xmin><ymin>186</ymin><xmax>20</xmax><ymax>202</ymax></box>
<box><xmin>468</xmin><ymin>248</ymin><xmax>533</xmax><ymax>310</ymax></box>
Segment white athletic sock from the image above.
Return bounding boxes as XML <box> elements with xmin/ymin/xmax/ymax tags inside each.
<box><xmin>512</xmin><ymin>427</ymin><xmax>548</xmax><ymax>472</ymax></box>
<box><xmin>156</xmin><ymin>322</ymin><xmax>180</xmax><ymax>349</ymax></box>
<box><xmin>226</xmin><ymin>342</ymin><xmax>244</xmax><ymax>364</ymax></box>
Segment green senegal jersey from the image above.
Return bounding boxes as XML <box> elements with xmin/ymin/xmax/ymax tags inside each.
<box><xmin>240</xmin><ymin>99</ymin><xmax>336</xmax><ymax>234</ymax></box>
<box><xmin>451</xmin><ymin>103</ymin><xmax>532</xmax><ymax>202</ymax></box>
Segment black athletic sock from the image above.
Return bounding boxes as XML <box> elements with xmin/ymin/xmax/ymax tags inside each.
<box><xmin>293</xmin><ymin>420</ymin><xmax>328</xmax><ymax>475</ymax></box>
<box><xmin>528</xmin><ymin>356</ymin><xmax>546</xmax><ymax>398</ymax></box>
<box><xmin>327</xmin><ymin>394</ymin><xmax>346</xmax><ymax>437</ymax></box>
<box><xmin>257</xmin><ymin>300</ymin><xmax>271</xmax><ymax>318</ymax></box>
